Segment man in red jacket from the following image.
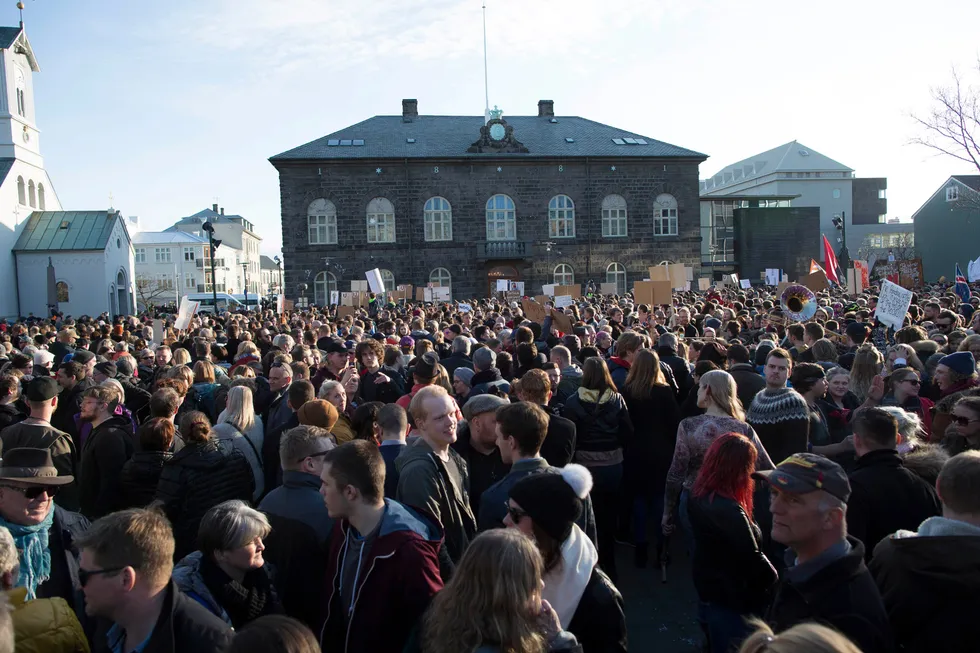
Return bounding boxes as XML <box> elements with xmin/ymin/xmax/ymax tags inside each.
<box><xmin>319</xmin><ymin>440</ymin><xmax>444</xmax><ymax>653</ymax></box>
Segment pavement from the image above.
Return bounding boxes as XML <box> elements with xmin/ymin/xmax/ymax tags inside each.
<box><xmin>615</xmin><ymin>539</ymin><xmax>704</xmax><ymax>652</ymax></box>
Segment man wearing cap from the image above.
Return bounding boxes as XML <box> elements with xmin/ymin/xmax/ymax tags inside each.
<box><xmin>931</xmin><ymin>351</ymin><xmax>980</xmax><ymax>444</ymax></box>
<box><xmin>1</xmin><ymin>377</ymin><xmax>80</xmax><ymax>511</ymax></box>
<box><xmin>396</xmin><ymin>351</ymin><xmax>442</xmax><ymax>411</ymax></box>
<box><xmin>452</xmin><ymin>367</ymin><xmax>475</xmax><ymax>407</ymax></box>
<box><xmin>757</xmin><ymin>453</ymin><xmax>893</xmax><ymax>653</ymax></box>
<box><xmin>71</xmin><ymin>349</ymin><xmax>96</xmax><ymax>379</ymax></box>
<box><xmin>0</xmin><ymin>448</ymin><xmax>89</xmax><ymax>612</ymax></box>
<box><xmin>469</xmin><ymin>348</ymin><xmax>510</xmax><ymax>398</ymax></box>
<box><xmin>32</xmin><ymin>350</ymin><xmax>55</xmax><ymax>378</ymax></box>
<box><xmin>453</xmin><ymin>394</ymin><xmax>511</xmax><ymax>520</ymax></box>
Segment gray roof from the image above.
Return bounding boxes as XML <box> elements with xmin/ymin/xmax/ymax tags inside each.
<box><xmin>953</xmin><ymin>175</ymin><xmax>980</xmax><ymax>191</ymax></box>
<box><xmin>0</xmin><ymin>26</ymin><xmax>21</xmax><ymax>49</ymax></box>
<box><xmin>271</xmin><ymin>115</ymin><xmax>707</xmax><ymax>161</ymax></box>
<box><xmin>133</xmin><ymin>231</ymin><xmax>208</xmax><ymax>245</ymax></box>
<box><xmin>14</xmin><ymin>211</ymin><xmax>123</xmax><ymax>252</ymax></box>
<box><xmin>260</xmin><ymin>255</ymin><xmax>278</xmax><ymax>269</ymax></box>
<box><xmin>0</xmin><ymin>157</ymin><xmax>14</xmax><ymax>187</ymax></box>
<box><xmin>166</xmin><ymin>208</ymin><xmax>246</xmax><ymax>228</ymax></box>
<box><xmin>701</xmin><ymin>140</ymin><xmax>853</xmax><ymax>195</ymax></box>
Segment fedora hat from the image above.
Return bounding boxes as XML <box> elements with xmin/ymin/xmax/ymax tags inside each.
<box><xmin>0</xmin><ymin>448</ymin><xmax>74</xmax><ymax>486</ymax></box>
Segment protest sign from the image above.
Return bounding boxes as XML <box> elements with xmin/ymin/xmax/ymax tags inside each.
<box><xmin>853</xmin><ymin>261</ymin><xmax>869</xmax><ymax>289</ymax></box>
<box><xmin>152</xmin><ymin>319</ymin><xmax>164</xmax><ymax>345</ymax></box>
<box><xmin>698</xmin><ymin>278</ymin><xmax>712</xmax><ymax>291</ymax></box>
<box><xmin>509</xmin><ymin>281</ymin><xmax>525</xmax><ymax>296</ymax></box>
<box><xmin>554</xmin><ymin>295</ymin><xmax>574</xmax><ymax>309</ymax></box>
<box><xmin>874</xmin><ymin>279</ymin><xmax>913</xmax><ymax>330</ymax></box>
<box><xmin>600</xmin><ymin>282</ymin><xmax>618</xmax><ymax>295</ymax></box>
<box><xmin>740</xmin><ymin>279</ymin><xmax>751</xmax><ymax>289</ymax></box>
<box><xmin>799</xmin><ymin>271</ymin><xmax>830</xmax><ymax>293</ymax></box>
<box><xmin>175</xmin><ymin>296</ymin><xmax>199</xmax><ymax>330</ymax></box>
<box><xmin>648</xmin><ymin>266</ymin><xmax>670</xmax><ymax>282</ymax></box>
<box><xmin>551</xmin><ymin>309</ymin><xmax>573</xmax><ymax>334</ymax></box>
<box><xmin>415</xmin><ymin>287</ymin><xmax>425</xmax><ymax>301</ymax></box>
<box><xmin>340</xmin><ymin>292</ymin><xmax>354</xmax><ymax>306</ymax></box>
<box><xmin>276</xmin><ymin>294</ymin><xmax>285</xmax><ymax>314</ymax></box>
<box><xmin>765</xmin><ymin>268</ymin><xmax>781</xmax><ymax>286</ymax></box>
<box><xmin>350</xmin><ymin>280</ymin><xmax>368</xmax><ymax>292</ymax></box>
<box><xmin>330</xmin><ymin>291</ymin><xmax>339</xmax><ymax>306</ymax></box>
<box><xmin>633</xmin><ymin>281</ymin><xmax>671</xmax><ymax>306</ymax></box>
<box><xmin>668</xmin><ymin>263</ymin><xmax>687</xmax><ymax>290</ymax></box>
<box><xmin>458</xmin><ymin>303</ymin><xmax>472</xmax><ymax>313</ymax></box>
<box><xmin>337</xmin><ymin>305</ymin><xmax>355</xmax><ymax>319</ymax></box>
<box><xmin>496</xmin><ymin>279</ymin><xmax>510</xmax><ymax>292</ymax></box>
<box><xmin>554</xmin><ymin>284</ymin><xmax>581</xmax><ymax>298</ymax></box>
<box><xmin>366</xmin><ymin>269</ymin><xmax>385</xmax><ymax>294</ymax></box>
<box><xmin>541</xmin><ymin>284</ymin><xmax>557</xmax><ymax>296</ymax></box>
<box><xmin>521</xmin><ymin>299</ymin><xmax>546</xmax><ymax>323</ymax></box>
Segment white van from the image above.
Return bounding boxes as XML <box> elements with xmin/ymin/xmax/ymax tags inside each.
<box><xmin>184</xmin><ymin>293</ymin><xmax>244</xmax><ymax>313</ymax></box>
<box><xmin>231</xmin><ymin>294</ymin><xmax>262</xmax><ymax>311</ymax></box>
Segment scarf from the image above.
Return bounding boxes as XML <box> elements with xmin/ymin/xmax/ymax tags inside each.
<box><xmin>199</xmin><ymin>554</ymin><xmax>280</xmax><ymax>629</ymax></box>
<box><xmin>542</xmin><ymin>525</ymin><xmax>597</xmax><ymax>629</ymax></box>
<box><xmin>941</xmin><ymin>377</ymin><xmax>980</xmax><ymax>399</ymax></box>
<box><xmin>1</xmin><ymin>508</ymin><xmax>54</xmax><ymax>599</ymax></box>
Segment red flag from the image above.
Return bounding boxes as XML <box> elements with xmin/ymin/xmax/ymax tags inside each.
<box><xmin>822</xmin><ymin>235</ymin><xmax>840</xmax><ymax>284</ymax></box>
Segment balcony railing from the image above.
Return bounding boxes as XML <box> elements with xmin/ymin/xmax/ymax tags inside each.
<box><xmin>475</xmin><ymin>240</ymin><xmax>534</xmax><ymax>261</ymax></box>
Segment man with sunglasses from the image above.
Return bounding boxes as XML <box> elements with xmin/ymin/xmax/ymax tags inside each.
<box><xmin>0</xmin><ymin>448</ymin><xmax>88</xmax><ymax>613</ymax></box>
<box><xmin>932</xmin><ymin>352</ymin><xmax>980</xmax><ymax>444</ymax></box>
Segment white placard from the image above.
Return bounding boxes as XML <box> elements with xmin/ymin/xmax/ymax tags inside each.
<box><xmin>366</xmin><ymin>269</ymin><xmax>385</xmax><ymax>294</ymax></box>
<box><xmin>765</xmin><ymin>268</ymin><xmax>781</xmax><ymax>286</ymax></box>
<box><xmin>509</xmin><ymin>281</ymin><xmax>525</xmax><ymax>296</ymax></box>
<box><xmin>554</xmin><ymin>295</ymin><xmax>574</xmax><ymax>309</ymax></box>
<box><xmin>740</xmin><ymin>279</ymin><xmax>751</xmax><ymax>289</ymax></box>
<box><xmin>175</xmin><ymin>296</ymin><xmax>199</xmax><ymax>330</ymax></box>
<box><xmin>432</xmin><ymin>287</ymin><xmax>451</xmax><ymax>302</ymax></box>
<box><xmin>423</xmin><ymin>288</ymin><xmax>433</xmax><ymax>302</ymax></box>
<box><xmin>330</xmin><ymin>291</ymin><xmax>339</xmax><ymax>306</ymax></box>
<box><xmin>458</xmin><ymin>303</ymin><xmax>473</xmax><ymax>313</ymax></box>
<box><xmin>276</xmin><ymin>294</ymin><xmax>285</xmax><ymax>314</ymax></box>
<box><xmin>727</xmin><ymin>274</ymin><xmax>739</xmax><ymax>285</ymax></box>
<box><xmin>542</xmin><ymin>284</ymin><xmax>556</xmax><ymax>296</ymax></box>
<box><xmin>152</xmin><ymin>319</ymin><xmax>164</xmax><ymax>345</ymax></box>
<box><xmin>496</xmin><ymin>279</ymin><xmax>510</xmax><ymax>292</ymax></box>
<box><xmin>874</xmin><ymin>279</ymin><xmax>913</xmax><ymax>331</ymax></box>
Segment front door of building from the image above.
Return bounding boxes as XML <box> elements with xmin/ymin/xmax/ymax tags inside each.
<box><xmin>487</xmin><ymin>265</ymin><xmax>520</xmax><ymax>296</ymax></box>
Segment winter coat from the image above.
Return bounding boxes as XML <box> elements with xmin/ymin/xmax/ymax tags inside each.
<box><xmin>767</xmin><ymin>537</ymin><xmax>893</xmax><ymax>653</ymax></box>
<box><xmin>537</xmin><ymin>403</ymin><xmax>577</xmax><ymax>468</ymax></box>
<box><xmin>555</xmin><ymin>365</ymin><xmax>584</xmax><ymax>404</ymax></box>
<box><xmin>78</xmin><ymin>415</ymin><xmax>135</xmax><ymax>519</ymax></box>
<box><xmin>51</xmin><ymin>378</ymin><xmax>94</xmax><ymax>441</ymax></box>
<box><xmin>439</xmin><ymin>354</ymin><xmax>473</xmax><ymax>379</ymax></box>
<box><xmin>356</xmin><ymin>366</ymin><xmax>406</xmax><ymax>405</ymax></box>
<box><xmin>155</xmin><ymin>440</ymin><xmax>254</xmax><ymax>560</ymax></box>
<box><xmin>172</xmin><ymin>552</ymin><xmax>279</xmax><ymax>628</ymax></box>
<box><xmin>659</xmin><ymin>350</ymin><xmax>694</xmax><ymax>402</ymax></box>
<box><xmin>36</xmin><ymin>507</ymin><xmax>90</xmax><ymax>620</ymax></box>
<box><xmin>728</xmin><ymin>363</ymin><xmax>766</xmax><ymax>411</ymax></box>
<box><xmin>689</xmin><ymin>494</ymin><xmax>777</xmax><ymax>614</ymax></box>
<box><xmin>605</xmin><ymin>357</ymin><xmax>631</xmax><ymax>392</ymax></box>
<box><xmin>6</xmin><ymin>586</ymin><xmax>89</xmax><ymax>653</ymax></box>
<box><xmin>567</xmin><ymin>567</ymin><xmax>628</xmax><ymax>653</ymax></box>
<box><xmin>0</xmin><ymin>402</ymin><xmax>26</xmax><ymax>432</ymax></box>
<box><xmin>870</xmin><ymin>516</ymin><xmax>980</xmax><ymax>653</ymax></box>
<box><xmin>621</xmin><ymin>384</ymin><xmax>680</xmax><ymax>495</ymax></box>
<box><xmin>188</xmin><ymin>382</ymin><xmax>220</xmax><ymax>421</ymax></box>
<box><xmin>562</xmin><ymin>388</ymin><xmax>633</xmax><ymax>467</ymax></box>
<box><xmin>846</xmin><ymin>449</ymin><xmax>941</xmax><ymax>559</ymax></box>
<box><xmin>118</xmin><ymin>376</ymin><xmax>151</xmax><ymax>425</ymax></box>
<box><xmin>320</xmin><ymin>500</ymin><xmax>444</xmax><ymax>653</ymax></box>
<box><xmin>212</xmin><ymin>419</ymin><xmax>265</xmax><ymax>501</ymax></box>
<box><xmin>117</xmin><ymin>450</ymin><xmax>171</xmax><ymax>510</ymax></box>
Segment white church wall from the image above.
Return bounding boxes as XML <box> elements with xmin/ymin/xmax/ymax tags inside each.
<box><xmin>102</xmin><ymin>217</ymin><xmax>136</xmax><ymax>316</ymax></box>
<box><xmin>16</xmin><ymin>251</ymin><xmax>107</xmax><ymax>317</ymax></box>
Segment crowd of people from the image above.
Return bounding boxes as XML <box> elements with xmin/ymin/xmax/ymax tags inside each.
<box><xmin>0</xmin><ymin>277</ymin><xmax>978</xmax><ymax>652</ymax></box>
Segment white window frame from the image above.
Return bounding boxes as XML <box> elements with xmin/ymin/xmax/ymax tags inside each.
<box><xmin>429</xmin><ymin>267</ymin><xmax>452</xmax><ymax>288</ymax></box>
<box><xmin>878</xmin><ymin>189</ymin><xmax>887</xmax><ymax>200</ymax></box>
<box><xmin>366</xmin><ymin>198</ymin><xmax>396</xmax><ymax>244</ymax></box>
<box><xmin>154</xmin><ymin>247</ymin><xmax>172</xmax><ymax>264</ymax></box>
<box><xmin>654</xmin><ymin>194</ymin><xmax>678</xmax><ymax>236</ymax></box>
<box><xmin>183</xmin><ymin>247</ymin><xmax>196</xmax><ymax>261</ymax></box>
<box><xmin>606</xmin><ymin>262</ymin><xmax>627</xmax><ymax>295</ymax></box>
<box><xmin>548</xmin><ymin>195</ymin><xmax>575</xmax><ymax>238</ymax></box>
<box><xmin>37</xmin><ymin>183</ymin><xmax>45</xmax><ymax>210</ymax></box>
<box><xmin>27</xmin><ymin>180</ymin><xmax>35</xmax><ymax>208</ymax></box>
<box><xmin>878</xmin><ymin>214</ymin><xmax>887</xmax><ymax>224</ymax></box>
<box><xmin>155</xmin><ymin>273</ymin><xmax>174</xmax><ymax>290</ymax></box>
<box><xmin>946</xmin><ymin>186</ymin><xmax>959</xmax><ymax>202</ymax></box>
<box><xmin>601</xmin><ymin>195</ymin><xmax>628</xmax><ymax>238</ymax></box>
<box><xmin>424</xmin><ymin>197</ymin><xmax>453</xmax><ymax>242</ymax></box>
<box><xmin>486</xmin><ymin>194</ymin><xmax>516</xmax><ymax>241</ymax></box>
<box><xmin>16</xmin><ymin>176</ymin><xmax>25</xmax><ymax>205</ymax></box>
<box><xmin>554</xmin><ymin>264</ymin><xmax>574</xmax><ymax>285</ymax></box>
<box><xmin>314</xmin><ymin>271</ymin><xmax>338</xmax><ymax>305</ymax></box>
<box><xmin>134</xmin><ymin>248</ymin><xmax>146</xmax><ymax>264</ymax></box>
<box><xmin>380</xmin><ymin>269</ymin><xmax>395</xmax><ymax>292</ymax></box>
<box><xmin>185</xmin><ymin>276</ymin><xmax>196</xmax><ymax>289</ymax></box>
<box><xmin>308</xmin><ymin>199</ymin><xmax>338</xmax><ymax>245</ymax></box>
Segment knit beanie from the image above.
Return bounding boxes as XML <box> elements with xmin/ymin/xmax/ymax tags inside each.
<box><xmin>939</xmin><ymin>351</ymin><xmax>977</xmax><ymax>376</ymax></box>
<box><xmin>509</xmin><ymin>464</ymin><xmax>593</xmax><ymax>542</ymax></box>
<box><xmin>297</xmin><ymin>399</ymin><xmax>339</xmax><ymax>430</ymax></box>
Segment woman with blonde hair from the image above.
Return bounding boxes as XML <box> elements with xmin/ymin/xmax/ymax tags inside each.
<box><xmin>957</xmin><ymin>333</ymin><xmax>980</xmax><ymax>360</ymax></box>
<box><xmin>171</xmin><ymin>348</ymin><xmax>192</xmax><ymax>367</ymax></box>
<box><xmin>213</xmin><ymin>385</ymin><xmax>265</xmax><ymax>500</ymax></box>
<box><xmin>739</xmin><ymin>620</ymin><xmax>861</xmax><ymax>653</ymax></box>
<box><xmin>422</xmin><ymin>529</ymin><xmax>582</xmax><ymax>653</ymax></box>
<box><xmin>884</xmin><ymin>343</ymin><xmax>926</xmax><ymax>376</ymax></box>
<box><xmin>849</xmin><ymin>344</ymin><xmax>883</xmax><ymax>403</ymax></box>
<box><xmin>663</xmin><ymin>370</ymin><xmax>774</xmax><ymax>552</ymax></box>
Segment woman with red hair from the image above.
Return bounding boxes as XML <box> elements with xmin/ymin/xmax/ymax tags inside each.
<box><xmin>688</xmin><ymin>433</ymin><xmax>777</xmax><ymax>653</ymax></box>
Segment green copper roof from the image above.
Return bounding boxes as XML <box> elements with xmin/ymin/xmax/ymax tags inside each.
<box><xmin>13</xmin><ymin>211</ymin><xmax>121</xmax><ymax>252</ymax></box>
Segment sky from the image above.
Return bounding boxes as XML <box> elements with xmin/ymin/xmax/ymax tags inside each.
<box><xmin>17</xmin><ymin>0</ymin><xmax>980</xmax><ymax>257</ymax></box>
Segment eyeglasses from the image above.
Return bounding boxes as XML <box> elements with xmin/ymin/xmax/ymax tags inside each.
<box><xmin>936</xmin><ymin>322</ymin><xmax>953</xmax><ymax>330</ymax></box>
<box><xmin>298</xmin><ymin>449</ymin><xmax>332</xmax><ymax>464</ymax></box>
<box><xmin>951</xmin><ymin>415</ymin><xmax>980</xmax><ymax>427</ymax></box>
<box><xmin>901</xmin><ymin>378</ymin><xmax>921</xmax><ymax>386</ymax></box>
<box><xmin>504</xmin><ymin>501</ymin><xmax>527</xmax><ymax>523</ymax></box>
<box><xmin>2</xmin><ymin>485</ymin><xmax>59</xmax><ymax>500</ymax></box>
<box><xmin>78</xmin><ymin>566</ymin><xmax>126</xmax><ymax>587</ymax></box>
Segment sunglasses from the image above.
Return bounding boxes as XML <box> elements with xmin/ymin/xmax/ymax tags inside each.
<box><xmin>901</xmin><ymin>378</ymin><xmax>921</xmax><ymax>386</ymax></box>
<box><xmin>2</xmin><ymin>485</ymin><xmax>59</xmax><ymax>500</ymax></box>
<box><xmin>78</xmin><ymin>566</ymin><xmax>126</xmax><ymax>587</ymax></box>
<box><xmin>936</xmin><ymin>323</ymin><xmax>952</xmax><ymax>330</ymax></box>
<box><xmin>951</xmin><ymin>415</ymin><xmax>980</xmax><ymax>427</ymax></box>
<box><xmin>298</xmin><ymin>449</ymin><xmax>332</xmax><ymax>464</ymax></box>
<box><xmin>504</xmin><ymin>501</ymin><xmax>527</xmax><ymax>523</ymax></box>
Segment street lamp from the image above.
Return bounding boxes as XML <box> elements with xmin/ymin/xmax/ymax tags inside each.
<box><xmin>273</xmin><ymin>255</ymin><xmax>282</xmax><ymax>295</ymax></box>
<box><xmin>833</xmin><ymin>211</ymin><xmax>849</xmax><ymax>272</ymax></box>
<box><xmin>242</xmin><ymin>262</ymin><xmax>249</xmax><ymax>312</ymax></box>
<box><xmin>202</xmin><ymin>222</ymin><xmax>221</xmax><ymax>310</ymax></box>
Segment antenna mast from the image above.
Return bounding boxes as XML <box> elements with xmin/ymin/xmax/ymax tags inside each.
<box><xmin>482</xmin><ymin>1</ymin><xmax>490</xmax><ymax>123</ymax></box>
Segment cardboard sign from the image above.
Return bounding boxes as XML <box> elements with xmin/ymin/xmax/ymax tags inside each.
<box><xmin>777</xmin><ymin>281</ymin><xmax>792</xmax><ymax>297</ymax></box>
<box><xmin>553</xmin><ymin>284</ymin><xmax>581</xmax><ymax>299</ymax></box>
<box><xmin>799</xmin><ymin>271</ymin><xmax>830</xmax><ymax>293</ymax></box>
<box><xmin>175</xmin><ymin>296</ymin><xmax>199</xmax><ymax>330</ymax></box>
<box><xmin>633</xmin><ymin>280</ymin><xmax>672</xmax><ymax>307</ymax></box>
<box><xmin>668</xmin><ymin>263</ymin><xmax>687</xmax><ymax>290</ymax></box>
<box><xmin>648</xmin><ymin>266</ymin><xmax>670</xmax><ymax>282</ymax></box>
<box><xmin>698</xmin><ymin>278</ymin><xmax>712</xmax><ymax>291</ymax></box>
<box><xmin>740</xmin><ymin>279</ymin><xmax>752</xmax><ymax>289</ymax></box>
<box><xmin>283</xmin><ymin>299</ymin><xmax>294</xmax><ymax>312</ymax></box>
<box><xmin>554</xmin><ymin>295</ymin><xmax>574</xmax><ymax>309</ymax></box>
<box><xmin>534</xmin><ymin>295</ymin><xmax>550</xmax><ymax>305</ymax></box>
<box><xmin>416</xmin><ymin>287</ymin><xmax>425</xmax><ymax>301</ymax></box>
<box><xmin>521</xmin><ymin>299</ymin><xmax>547</xmax><ymax>324</ymax></box>
<box><xmin>600</xmin><ymin>282</ymin><xmax>618</xmax><ymax>295</ymax></box>
<box><xmin>551</xmin><ymin>309</ymin><xmax>573</xmax><ymax>334</ymax></box>
<box><xmin>874</xmin><ymin>279</ymin><xmax>913</xmax><ymax>330</ymax></box>
<box><xmin>337</xmin><ymin>305</ymin><xmax>356</xmax><ymax>319</ymax></box>
<box><xmin>350</xmin><ymin>280</ymin><xmax>369</xmax><ymax>292</ymax></box>
<box><xmin>341</xmin><ymin>292</ymin><xmax>354</xmax><ymax>306</ymax></box>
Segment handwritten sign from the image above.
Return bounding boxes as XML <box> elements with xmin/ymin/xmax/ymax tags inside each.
<box><xmin>554</xmin><ymin>295</ymin><xmax>574</xmax><ymax>309</ymax></box>
<box><xmin>458</xmin><ymin>303</ymin><xmax>473</xmax><ymax>313</ymax></box>
<box><xmin>874</xmin><ymin>280</ymin><xmax>913</xmax><ymax>330</ymax></box>
<box><xmin>175</xmin><ymin>296</ymin><xmax>199</xmax><ymax>330</ymax></box>
<box><xmin>521</xmin><ymin>299</ymin><xmax>546</xmax><ymax>323</ymax></box>
<box><xmin>496</xmin><ymin>279</ymin><xmax>510</xmax><ymax>292</ymax></box>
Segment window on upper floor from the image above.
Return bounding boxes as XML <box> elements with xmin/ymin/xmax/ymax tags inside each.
<box><xmin>308</xmin><ymin>199</ymin><xmax>338</xmax><ymax>245</ymax></box>
<box><xmin>601</xmin><ymin>194</ymin><xmax>628</xmax><ymax>238</ymax></box>
<box><xmin>548</xmin><ymin>195</ymin><xmax>575</xmax><ymax>238</ymax></box>
<box><xmin>183</xmin><ymin>247</ymin><xmax>195</xmax><ymax>261</ymax></box>
<box><xmin>366</xmin><ymin>198</ymin><xmax>395</xmax><ymax>243</ymax></box>
<box><xmin>154</xmin><ymin>247</ymin><xmax>172</xmax><ymax>263</ymax></box>
<box><xmin>16</xmin><ymin>176</ymin><xmax>24</xmax><ymax>205</ymax></box>
<box><xmin>135</xmin><ymin>248</ymin><xmax>146</xmax><ymax>264</ymax></box>
<box><xmin>833</xmin><ymin>188</ymin><xmax>841</xmax><ymax>199</ymax></box>
<box><xmin>946</xmin><ymin>186</ymin><xmax>959</xmax><ymax>202</ymax></box>
<box><xmin>37</xmin><ymin>183</ymin><xmax>44</xmax><ymax>210</ymax></box>
<box><xmin>27</xmin><ymin>180</ymin><xmax>35</xmax><ymax>208</ymax></box>
<box><xmin>424</xmin><ymin>197</ymin><xmax>453</xmax><ymax>242</ymax></box>
<box><xmin>878</xmin><ymin>189</ymin><xmax>887</xmax><ymax>200</ymax></box>
<box><xmin>486</xmin><ymin>194</ymin><xmax>516</xmax><ymax>241</ymax></box>
<box><xmin>654</xmin><ymin>194</ymin><xmax>678</xmax><ymax>236</ymax></box>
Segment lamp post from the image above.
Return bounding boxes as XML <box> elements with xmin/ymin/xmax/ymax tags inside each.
<box><xmin>242</xmin><ymin>262</ymin><xmax>249</xmax><ymax>313</ymax></box>
<box><xmin>202</xmin><ymin>222</ymin><xmax>221</xmax><ymax>311</ymax></box>
<box><xmin>833</xmin><ymin>211</ymin><xmax>849</xmax><ymax>275</ymax></box>
<box><xmin>274</xmin><ymin>255</ymin><xmax>282</xmax><ymax>295</ymax></box>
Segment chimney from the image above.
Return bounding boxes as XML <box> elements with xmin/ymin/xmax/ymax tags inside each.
<box><xmin>538</xmin><ymin>100</ymin><xmax>554</xmax><ymax>117</ymax></box>
<box><xmin>212</xmin><ymin>203</ymin><xmax>218</xmax><ymax>213</ymax></box>
<box><xmin>220</xmin><ymin>207</ymin><xmax>225</xmax><ymax>216</ymax></box>
<box><xmin>402</xmin><ymin>99</ymin><xmax>418</xmax><ymax>122</ymax></box>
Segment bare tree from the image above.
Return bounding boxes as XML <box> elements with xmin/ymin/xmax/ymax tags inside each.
<box><xmin>135</xmin><ymin>276</ymin><xmax>173</xmax><ymax>311</ymax></box>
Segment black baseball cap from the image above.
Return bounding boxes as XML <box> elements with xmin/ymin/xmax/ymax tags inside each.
<box><xmin>753</xmin><ymin>453</ymin><xmax>851</xmax><ymax>503</ymax></box>
<box><xmin>25</xmin><ymin>377</ymin><xmax>60</xmax><ymax>402</ymax></box>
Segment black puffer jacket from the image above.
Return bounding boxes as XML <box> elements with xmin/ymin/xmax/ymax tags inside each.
<box><xmin>119</xmin><ymin>376</ymin><xmax>152</xmax><ymax>424</ymax></box>
<box><xmin>118</xmin><ymin>450</ymin><xmax>172</xmax><ymax>510</ymax></box>
<box><xmin>567</xmin><ymin>567</ymin><xmax>628</xmax><ymax>653</ymax></box>
<box><xmin>156</xmin><ymin>440</ymin><xmax>254</xmax><ymax>560</ymax></box>
<box><xmin>79</xmin><ymin>415</ymin><xmax>135</xmax><ymax>519</ymax></box>
<box><xmin>561</xmin><ymin>388</ymin><xmax>633</xmax><ymax>459</ymax></box>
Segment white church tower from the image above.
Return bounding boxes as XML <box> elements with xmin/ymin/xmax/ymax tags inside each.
<box><xmin>0</xmin><ymin>10</ymin><xmax>62</xmax><ymax>318</ymax></box>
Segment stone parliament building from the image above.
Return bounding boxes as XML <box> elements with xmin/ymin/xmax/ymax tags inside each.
<box><xmin>270</xmin><ymin>99</ymin><xmax>707</xmax><ymax>303</ymax></box>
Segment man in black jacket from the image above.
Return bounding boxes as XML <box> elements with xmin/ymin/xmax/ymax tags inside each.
<box><xmin>727</xmin><ymin>344</ymin><xmax>766</xmax><ymax>410</ymax></box>
<box><xmin>515</xmin><ymin>369</ymin><xmax>576</xmax><ymax>467</ymax></box>
<box><xmin>847</xmin><ymin>408</ymin><xmax>941</xmax><ymax>559</ymax></box>
<box><xmin>755</xmin><ymin>453</ymin><xmax>893</xmax><ymax>653</ymax></box>
<box><xmin>76</xmin><ymin>508</ymin><xmax>232</xmax><ymax>653</ymax></box>
<box><xmin>870</xmin><ymin>451</ymin><xmax>980</xmax><ymax>652</ymax></box>
<box><xmin>657</xmin><ymin>333</ymin><xmax>692</xmax><ymax>402</ymax></box>
<box><xmin>52</xmin><ymin>361</ymin><xmax>94</xmax><ymax>441</ymax></box>
<box><xmin>77</xmin><ymin>386</ymin><xmax>134</xmax><ymax>519</ymax></box>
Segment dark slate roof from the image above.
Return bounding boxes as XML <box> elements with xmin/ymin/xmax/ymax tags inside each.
<box><xmin>13</xmin><ymin>211</ymin><xmax>122</xmax><ymax>252</ymax></box>
<box><xmin>953</xmin><ymin>175</ymin><xmax>980</xmax><ymax>191</ymax></box>
<box><xmin>271</xmin><ymin>115</ymin><xmax>707</xmax><ymax>162</ymax></box>
<box><xmin>0</xmin><ymin>157</ymin><xmax>14</xmax><ymax>187</ymax></box>
<box><xmin>165</xmin><ymin>208</ymin><xmax>248</xmax><ymax>230</ymax></box>
<box><xmin>0</xmin><ymin>26</ymin><xmax>21</xmax><ymax>49</ymax></box>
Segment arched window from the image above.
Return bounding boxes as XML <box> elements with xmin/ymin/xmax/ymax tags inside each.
<box><xmin>366</xmin><ymin>198</ymin><xmax>396</xmax><ymax>243</ymax></box>
<box><xmin>424</xmin><ymin>197</ymin><xmax>452</xmax><ymax>241</ymax></box>
<box><xmin>308</xmin><ymin>199</ymin><xmax>337</xmax><ymax>245</ymax></box>
<box><xmin>429</xmin><ymin>267</ymin><xmax>452</xmax><ymax>288</ymax></box>
<box><xmin>37</xmin><ymin>183</ymin><xmax>45</xmax><ymax>210</ymax></box>
<box><xmin>14</xmin><ymin>68</ymin><xmax>25</xmax><ymax>117</ymax></box>
<box><xmin>606</xmin><ymin>262</ymin><xmax>627</xmax><ymax>295</ymax></box>
<box><xmin>314</xmin><ymin>271</ymin><xmax>338</xmax><ymax>306</ymax></box>
<box><xmin>654</xmin><ymin>194</ymin><xmax>678</xmax><ymax>236</ymax></box>
<box><xmin>55</xmin><ymin>281</ymin><xmax>69</xmax><ymax>303</ymax></box>
<box><xmin>16</xmin><ymin>176</ymin><xmax>25</xmax><ymax>205</ymax></box>
<box><xmin>486</xmin><ymin>194</ymin><xmax>516</xmax><ymax>241</ymax></box>
<box><xmin>554</xmin><ymin>264</ymin><xmax>574</xmax><ymax>285</ymax></box>
<box><xmin>27</xmin><ymin>180</ymin><xmax>35</xmax><ymax>208</ymax></box>
<box><xmin>548</xmin><ymin>195</ymin><xmax>575</xmax><ymax>238</ymax></box>
<box><xmin>601</xmin><ymin>194</ymin><xmax>628</xmax><ymax>237</ymax></box>
<box><xmin>379</xmin><ymin>269</ymin><xmax>395</xmax><ymax>292</ymax></box>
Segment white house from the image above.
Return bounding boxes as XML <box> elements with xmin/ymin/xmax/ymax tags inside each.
<box><xmin>132</xmin><ymin>230</ymin><xmax>209</xmax><ymax>309</ymax></box>
<box><xmin>166</xmin><ymin>205</ymin><xmax>263</xmax><ymax>295</ymax></box>
<box><xmin>260</xmin><ymin>254</ymin><xmax>281</xmax><ymax>296</ymax></box>
<box><xmin>13</xmin><ymin>210</ymin><xmax>135</xmax><ymax>317</ymax></box>
<box><xmin>0</xmin><ymin>23</ymin><xmax>64</xmax><ymax>318</ymax></box>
